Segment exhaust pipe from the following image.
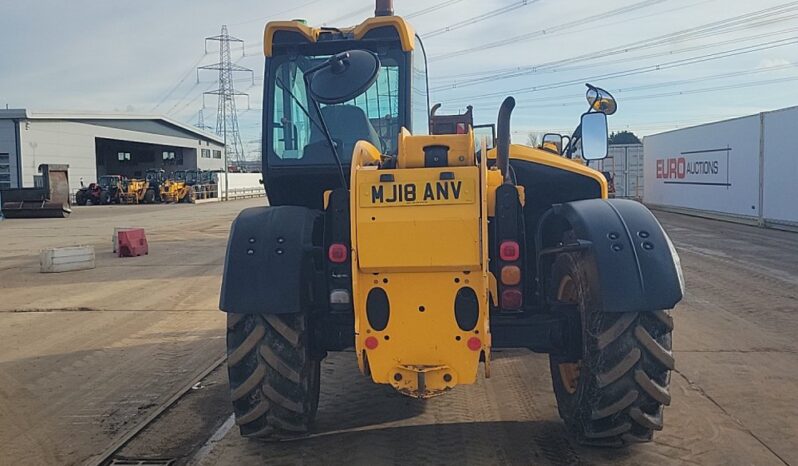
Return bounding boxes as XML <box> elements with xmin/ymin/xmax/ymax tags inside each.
<box><xmin>376</xmin><ymin>0</ymin><xmax>394</xmax><ymax>16</ymax></box>
<box><xmin>496</xmin><ymin>96</ymin><xmax>515</xmax><ymax>183</ymax></box>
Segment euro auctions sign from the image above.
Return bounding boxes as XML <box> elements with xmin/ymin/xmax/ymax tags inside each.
<box><xmin>655</xmin><ymin>148</ymin><xmax>731</xmax><ymax>187</ymax></box>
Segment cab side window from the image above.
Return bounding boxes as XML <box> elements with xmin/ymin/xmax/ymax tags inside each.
<box><xmin>273</xmin><ymin>62</ymin><xmax>311</xmax><ymax>160</ymax></box>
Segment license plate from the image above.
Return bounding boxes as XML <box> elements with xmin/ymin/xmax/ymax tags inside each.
<box><xmin>361</xmin><ymin>180</ymin><xmax>474</xmax><ymax>207</ymax></box>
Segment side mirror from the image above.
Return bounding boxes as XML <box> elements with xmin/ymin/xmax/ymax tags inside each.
<box><xmin>473</xmin><ymin>124</ymin><xmax>496</xmax><ymax>150</ymax></box>
<box><xmin>541</xmin><ymin>133</ymin><xmax>563</xmax><ymax>154</ymax></box>
<box><xmin>580</xmin><ymin>112</ymin><xmax>608</xmax><ymax>160</ymax></box>
<box><xmin>308</xmin><ymin>50</ymin><xmax>381</xmax><ymax>105</ymax></box>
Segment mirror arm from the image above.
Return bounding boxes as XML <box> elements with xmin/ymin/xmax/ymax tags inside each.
<box><xmin>565</xmin><ymin>124</ymin><xmax>581</xmax><ymax>158</ymax></box>
<box><xmin>561</xmin><ymin>135</ymin><xmax>571</xmax><ymax>156</ymax></box>
<box><xmin>303</xmin><ymin>71</ymin><xmax>349</xmax><ymax>190</ymax></box>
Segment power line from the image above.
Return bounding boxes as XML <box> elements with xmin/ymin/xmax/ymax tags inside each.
<box><xmin>432</xmin><ymin>1</ymin><xmax>798</xmax><ymax>99</ymax></box>
<box><xmin>429</xmin><ymin>0</ymin><xmax>717</xmax><ymax>81</ymax></box>
<box><xmin>151</xmin><ymin>53</ymin><xmax>207</xmax><ymax>112</ymax></box>
<box><xmin>421</xmin><ymin>0</ymin><xmax>539</xmax><ymax>38</ymax></box>
<box><xmin>430</xmin><ymin>0</ymin><xmax>798</xmax><ymax>69</ymax></box>
<box><xmin>428</xmin><ymin>0</ymin><xmax>669</xmax><ymax>61</ymax></box>
<box><xmin>166</xmin><ymin>49</ymin><xmax>254</xmax><ymax>115</ymax></box>
<box><xmin>436</xmin><ymin>1</ymin><xmax>798</xmax><ymax>77</ymax></box>
<box><xmin>505</xmin><ymin>62</ymin><xmax>798</xmax><ymax>106</ymax></box>
<box><xmin>405</xmin><ymin>0</ymin><xmax>466</xmax><ymax>18</ymax></box>
<box><xmin>442</xmin><ymin>36</ymin><xmax>798</xmax><ymax>105</ymax></box>
<box><xmin>514</xmin><ymin>75</ymin><xmax>798</xmax><ymax>110</ymax></box>
<box><xmin>241</xmin><ymin>0</ymin><xmax>481</xmax><ymax>53</ymax></box>
<box><xmin>322</xmin><ymin>6</ymin><xmax>372</xmax><ymax>26</ymax></box>
<box><xmin>432</xmin><ymin>15</ymin><xmax>798</xmax><ymax>92</ymax></box>
<box><xmin>525</xmin><ymin>24</ymin><xmax>798</xmax><ymax>77</ymax></box>
<box><xmin>229</xmin><ymin>0</ymin><xmax>326</xmax><ymax>26</ymax></box>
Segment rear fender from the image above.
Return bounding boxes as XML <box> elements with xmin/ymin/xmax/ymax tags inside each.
<box><xmin>219</xmin><ymin>206</ymin><xmax>320</xmax><ymax>314</ymax></box>
<box><xmin>538</xmin><ymin>199</ymin><xmax>684</xmax><ymax>312</ymax></box>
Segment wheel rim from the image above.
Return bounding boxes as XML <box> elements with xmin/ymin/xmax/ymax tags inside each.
<box><xmin>557</xmin><ymin>275</ymin><xmax>581</xmax><ymax>395</ymax></box>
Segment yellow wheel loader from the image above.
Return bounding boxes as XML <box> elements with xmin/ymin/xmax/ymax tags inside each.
<box><xmin>220</xmin><ymin>0</ymin><xmax>684</xmax><ymax>447</ymax></box>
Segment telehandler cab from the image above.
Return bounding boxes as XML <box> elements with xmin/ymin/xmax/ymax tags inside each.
<box><xmin>220</xmin><ymin>0</ymin><xmax>683</xmax><ymax>447</ymax></box>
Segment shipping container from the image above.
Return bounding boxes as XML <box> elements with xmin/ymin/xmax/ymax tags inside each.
<box><xmin>595</xmin><ymin>144</ymin><xmax>643</xmax><ymax>199</ymax></box>
<box><xmin>643</xmin><ymin>107</ymin><xmax>798</xmax><ymax>230</ymax></box>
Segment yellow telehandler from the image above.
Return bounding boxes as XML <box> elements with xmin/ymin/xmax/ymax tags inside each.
<box><xmin>119</xmin><ymin>178</ymin><xmax>153</xmax><ymax>204</ymax></box>
<box><xmin>159</xmin><ymin>177</ymin><xmax>195</xmax><ymax>203</ymax></box>
<box><xmin>220</xmin><ymin>0</ymin><xmax>684</xmax><ymax>447</ymax></box>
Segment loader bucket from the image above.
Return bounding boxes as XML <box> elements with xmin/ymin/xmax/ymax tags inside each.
<box><xmin>1</xmin><ymin>199</ymin><xmax>71</xmax><ymax>218</ymax></box>
<box><xmin>0</xmin><ymin>164</ymin><xmax>72</xmax><ymax>219</ymax></box>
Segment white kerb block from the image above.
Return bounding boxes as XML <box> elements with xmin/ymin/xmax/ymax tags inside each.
<box><xmin>40</xmin><ymin>245</ymin><xmax>96</xmax><ymax>273</ymax></box>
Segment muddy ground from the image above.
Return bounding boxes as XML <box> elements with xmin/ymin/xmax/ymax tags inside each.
<box><xmin>1</xmin><ymin>201</ymin><xmax>796</xmax><ymax>465</ymax></box>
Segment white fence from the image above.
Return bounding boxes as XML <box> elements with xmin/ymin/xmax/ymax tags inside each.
<box><xmin>643</xmin><ymin>107</ymin><xmax>798</xmax><ymax>229</ymax></box>
<box><xmin>595</xmin><ymin>144</ymin><xmax>643</xmax><ymax>199</ymax></box>
<box><xmin>216</xmin><ymin>173</ymin><xmax>265</xmax><ymax>200</ymax></box>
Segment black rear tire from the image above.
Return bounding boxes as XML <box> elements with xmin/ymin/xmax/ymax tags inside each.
<box><xmin>75</xmin><ymin>192</ymin><xmax>87</xmax><ymax>206</ymax></box>
<box><xmin>549</xmin><ymin>252</ymin><xmax>674</xmax><ymax>447</ymax></box>
<box><xmin>100</xmin><ymin>191</ymin><xmax>112</xmax><ymax>205</ymax></box>
<box><xmin>143</xmin><ymin>189</ymin><xmax>156</xmax><ymax>204</ymax></box>
<box><xmin>226</xmin><ymin>312</ymin><xmax>320</xmax><ymax>438</ymax></box>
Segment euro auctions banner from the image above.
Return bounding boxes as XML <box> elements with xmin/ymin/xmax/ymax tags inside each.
<box><xmin>654</xmin><ymin>148</ymin><xmax>730</xmax><ymax>187</ymax></box>
<box><xmin>644</xmin><ymin>114</ymin><xmax>761</xmax><ymax>218</ymax></box>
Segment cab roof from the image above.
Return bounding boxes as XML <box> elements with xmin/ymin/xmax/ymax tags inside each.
<box><xmin>263</xmin><ymin>15</ymin><xmax>415</xmax><ymax>57</ymax></box>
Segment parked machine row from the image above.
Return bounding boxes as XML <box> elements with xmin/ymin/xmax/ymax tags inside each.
<box><xmin>75</xmin><ymin>169</ymin><xmax>220</xmax><ymax>206</ymax></box>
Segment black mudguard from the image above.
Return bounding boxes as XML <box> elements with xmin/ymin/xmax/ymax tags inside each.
<box><xmin>544</xmin><ymin>199</ymin><xmax>684</xmax><ymax>312</ymax></box>
<box><xmin>219</xmin><ymin>206</ymin><xmax>320</xmax><ymax>314</ymax></box>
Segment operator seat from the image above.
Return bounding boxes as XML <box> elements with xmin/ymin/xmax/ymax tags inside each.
<box><xmin>303</xmin><ymin>105</ymin><xmax>382</xmax><ymax>163</ymax></box>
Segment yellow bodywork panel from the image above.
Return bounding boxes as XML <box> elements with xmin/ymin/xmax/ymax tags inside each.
<box><xmin>487</xmin><ymin>144</ymin><xmax>609</xmax><ymax>199</ymax></box>
<box><xmin>485</xmin><ymin>167</ymin><xmax>503</xmax><ymax>217</ymax></box>
<box><xmin>396</xmin><ymin>128</ymin><xmax>475</xmax><ymax>169</ymax></box>
<box><xmin>263</xmin><ymin>21</ymin><xmax>320</xmax><ymax>57</ymax></box>
<box><xmin>349</xmin><ymin>135</ymin><xmax>490</xmax><ymax>398</ymax></box>
<box><xmin>356</xmin><ymin>166</ymin><xmax>480</xmax><ymax>272</ymax></box>
<box><xmin>264</xmin><ymin>16</ymin><xmax>415</xmax><ymax>57</ymax></box>
<box><xmin>353</xmin><ymin>16</ymin><xmax>415</xmax><ymax>52</ymax></box>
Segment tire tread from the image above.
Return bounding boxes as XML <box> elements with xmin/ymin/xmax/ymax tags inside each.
<box><xmin>226</xmin><ymin>313</ymin><xmax>320</xmax><ymax>439</ymax></box>
<box><xmin>548</xmin><ymin>252</ymin><xmax>675</xmax><ymax>448</ymax></box>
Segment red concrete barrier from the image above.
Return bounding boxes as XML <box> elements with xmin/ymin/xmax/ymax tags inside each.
<box><xmin>117</xmin><ymin>228</ymin><xmax>148</xmax><ymax>257</ymax></box>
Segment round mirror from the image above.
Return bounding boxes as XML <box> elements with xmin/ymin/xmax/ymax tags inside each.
<box><xmin>585</xmin><ymin>84</ymin><xmax>617</xmax><ymax>115</ymax></box>
<box><xmin>308</xmin><ymin>50</ymin><xmax>381</xmax><ymax>105</ymax></box>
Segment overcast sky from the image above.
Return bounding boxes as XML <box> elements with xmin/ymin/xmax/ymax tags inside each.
<box><xmin>2</xmin><ymin>0</ymin><xmax>798</xmax><ymax>155</ymax></box>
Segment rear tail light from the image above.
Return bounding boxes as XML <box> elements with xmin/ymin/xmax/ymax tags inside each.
<box><xmin>328</xmin><ymin>243</ymin><xmax>348</xmax><ymax>263</ymax></box>
<box><xmin>365</xmin><ymin>336</ymin><xmax>379</xmax><ymax>350</ymax></box>
<box><xmin>499</xmin><ymin>240</ymin><xmax>520</xmax><ymax>261</ymax></box>
<box><xmin>500</xmin><ymin>265</ymin><xmax>521</xmax><ymax>286</ymax></box>
<box><xmin>467</xmin><ymin>336</ymin><xmax>482</xmax><ymax>351</ymax></box>
<box><xmin>501</xmin><ymin>288</ymin><xmax>523</xmax><ymax>310</ymax></box>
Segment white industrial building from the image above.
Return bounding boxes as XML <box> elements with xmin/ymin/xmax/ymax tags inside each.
<box><xmin>0</xmin><ymin>109</ymin><xmax>226</xmax><ymax>193</ymax></box>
